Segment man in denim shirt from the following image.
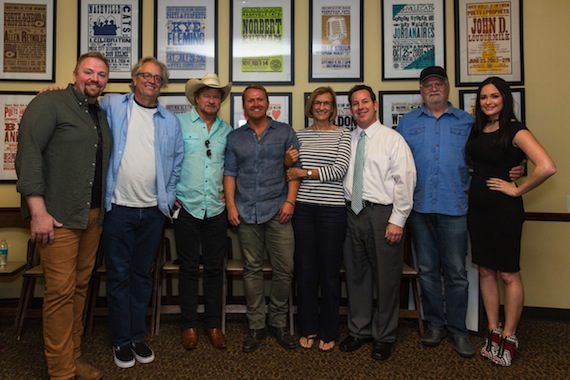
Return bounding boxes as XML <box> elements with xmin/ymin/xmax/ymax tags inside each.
<box><xmin>397</xmin><ymin>66</ymin><xmax>476</xmax><ymax>358</ymax></box>
<box><xmin>224</xmin><ymin>84</ymin><xmax>300</xmax><ymax>353</ymax></box>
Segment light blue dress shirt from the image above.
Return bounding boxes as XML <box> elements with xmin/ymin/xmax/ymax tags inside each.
<box><xmin>100</xmin><ymin>92</ymin><xmax>184</xmax><ymax>219</ymax></box>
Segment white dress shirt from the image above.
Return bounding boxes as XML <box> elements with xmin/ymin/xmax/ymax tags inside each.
<box><xmin>343</xmin><ymin>119</ymin><xmax>417</xmax><ymax>227</ymax></box>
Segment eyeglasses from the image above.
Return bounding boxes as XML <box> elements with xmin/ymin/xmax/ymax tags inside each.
<box><xmin>205</xmin><ymin>140</ymin><xmax>212</xmax><ymax>158</ymax></box>
<box><xmin>137</xmin><ymin>72</ymin><xmax>163</xmax><ymax>84</ymax></box>
<box><xmin>421</xmin><ymin>81</ymin><xmax>447</xmax><ymax>90</ymax></box>
<box><xmin>313</xmin><ymin>100</ymin><xmax>333</xmax><ymax>107</ymax></box>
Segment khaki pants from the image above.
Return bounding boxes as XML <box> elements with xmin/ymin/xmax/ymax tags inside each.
<box><xmin>39</xmin><ymin>209</ymin><xmax>101</xmax><ymax>380</ymax></box>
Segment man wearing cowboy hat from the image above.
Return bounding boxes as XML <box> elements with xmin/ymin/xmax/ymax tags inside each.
<box><xmin>174</xmin><ymin>73</ymin><xmax>232</xmax><ymax>350</ymax></box>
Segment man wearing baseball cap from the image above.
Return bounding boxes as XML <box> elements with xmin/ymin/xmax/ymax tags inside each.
<box><xmin>397</xmin><ymin>66</ymin><xmax>477</xmax><ymax>358</ymax></box>
<box><xmin>174</xmin><ymin>73</ymin><xmax>232</xmax><ymax>350</ymax></box>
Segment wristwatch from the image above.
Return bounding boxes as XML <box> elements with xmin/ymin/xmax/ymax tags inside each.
<box><xmin>306</xmin><ymin>169</ymin><xmax>313</xmax><ymax>179</ymax></box>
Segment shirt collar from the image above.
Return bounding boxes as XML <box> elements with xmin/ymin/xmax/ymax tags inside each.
<box><xmin>356</xmin><ymin>119</ymin><xmax>381</xmax><ymax>139</ymax></box>
<box><xmin>419</xmin><ymin>102</ymin><xmax>463</xmax><ymax>119</ymax></box>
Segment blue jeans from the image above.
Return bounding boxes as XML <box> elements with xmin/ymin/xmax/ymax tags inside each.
<box><xmin>292</xmin><ymin>203</ymin><xmax>346</xmax><ymax>342</ymax></box>
<box><xmin>174</xmin><ymin>208</ymin><xmax>227</xmax><ymax>330</ymax></box>
<box><xmin>408</xmin><ymin>212</ymin><xmax>469</xmax><ymax>337</ymax></box>
<box><xmin>237</xmin><ymin>213</ymin><xmax>294</xmax><ymax>330</ymax></box>
<box><xmin>103</xmin><ymin>205</ymin><xmax>165</xmax><ymax>346</ymax></box>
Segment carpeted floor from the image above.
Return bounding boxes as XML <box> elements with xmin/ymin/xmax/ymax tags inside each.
<box><xmin>1</xmin><ymin>315</ymin><xmax>569</xmax><ymax>379</ymax></box>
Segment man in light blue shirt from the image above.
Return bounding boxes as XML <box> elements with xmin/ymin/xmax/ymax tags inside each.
<box><xmin>174</xmin><ymin>74</ymin><xmax>232</xmax><ymax>351</ymax></box>
<box><xmin>397</xmin><ymin>66</ymin><xmax>475</xmax><ymax>358</ymax></box>
<box><xmin>101</xmin><ymin>57</ymin><xmax>183</xmax><ymax>368</ymax></box>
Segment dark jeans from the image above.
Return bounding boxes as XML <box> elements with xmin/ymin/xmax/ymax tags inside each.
<box><xmin>408</xmin><ymin>212</ymin><xmax>469</xmax><ymax>337</ymax></box>
<box><xmin>292</xmin><ymin>203</ymin><xmax>346</xmax><ymax>342</ymax></box>
<box><xmin>103</xmin><ymin>205</ymin><xmax>165</xmax><ymax>347</ymax></box>
<box><xmin>174</xmin><ymin>207</ymin><xmax>227</xmax><ymax>330</ymax></box>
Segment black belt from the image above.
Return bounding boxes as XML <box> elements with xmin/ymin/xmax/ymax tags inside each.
<box><xmin>345</xmin><ymin>200</ymin><xmax>379</xmax><ymax>209</ymax></box>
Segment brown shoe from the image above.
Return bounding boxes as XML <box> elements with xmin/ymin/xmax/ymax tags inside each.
<box><xmin>75</xmin><ymin>357</ymin><xmax>102</xmax><ymax>380</ymax></box>
<box><xmin>181</xmin><ymin>328</ymin><xmax>199</xmax><ymax>350</ymax></box>
<box><xmin>207</xmin><ymin>328</ymin><xmax>227</xmax><ymax>349</ymax></box>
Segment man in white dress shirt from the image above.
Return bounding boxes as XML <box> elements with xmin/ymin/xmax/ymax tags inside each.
<box><xmin>339</xmin><ymin>85</ymin><xmax>416</xmax><ymax>361</ymax></box>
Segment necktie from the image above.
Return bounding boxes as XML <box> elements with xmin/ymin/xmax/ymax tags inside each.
<box><xmin>351</xmin><ymin>131</ymin><xmax>366</xmax><ymax>215</ymax></box>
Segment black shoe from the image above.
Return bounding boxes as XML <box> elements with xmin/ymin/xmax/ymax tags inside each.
<box><xmin>371</xmin><ymin>341</ymin><xmax>392</xmax><ymax>361</ymax></box>
<box><xmin>113</xmin><ymin>344</ymin><xmax>135</xmax><ymax>369</ymax></box>
<box><xmin>421</xmin><ymin>328</ymin><xmax>448</xmax><ymax>347</ymax></box>
<box><xmin>339</xmin><ymin>336</ymin><xmax>372</xmax><ymax>352</ymax></box>
<box><xmin>268</xmin><ymin>325</ymin><xmax>297</xmax><ymax>349</ymax></box>
<box><xmin>453</xmin><ymin>336</ymin><xmax>476</xmax><ymax>358</ymax></box>
<box><xmin>242</xmin><ymin>329</ymin><xmax>266</xmax><ymax>353</ymax></box>
<box><xmin>131</xmin><ymin>341</ymin><xmax>155</xmax><ymax>364</ymax></box>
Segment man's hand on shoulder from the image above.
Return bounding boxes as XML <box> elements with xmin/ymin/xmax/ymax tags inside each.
<box><xmin>38</xmin><ymin>85</ymin><xmax>65</xmax><ymax>94</ymax></box>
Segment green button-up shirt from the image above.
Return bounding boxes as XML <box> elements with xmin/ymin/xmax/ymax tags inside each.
<box><xmin>16</xmin><ymin>84</ymin><xmax>112</xmax><ymax>228</ymax></box>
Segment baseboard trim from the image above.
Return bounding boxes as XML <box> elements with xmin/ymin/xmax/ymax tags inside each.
<box><xmin>521</xmin><ymin>306</ymin><xmax>570</xmax><ymax>321</ymax></box>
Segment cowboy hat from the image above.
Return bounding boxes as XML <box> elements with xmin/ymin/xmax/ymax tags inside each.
<box><xmin>185</xmin><ymin>73</ymin><xmax>232</xmax><ymax>106</ymax></box>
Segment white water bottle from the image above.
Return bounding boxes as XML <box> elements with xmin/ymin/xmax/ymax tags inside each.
<box><xmin>0</xmin><ymin>238</ymin><xmax>8</xmax><ymax>268</ymax></box>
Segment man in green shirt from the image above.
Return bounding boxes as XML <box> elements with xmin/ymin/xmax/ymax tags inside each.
<box><xmin>16</xmin><ymin>52</ymin><xmax>111</xmax><ymax>380</ymax></box>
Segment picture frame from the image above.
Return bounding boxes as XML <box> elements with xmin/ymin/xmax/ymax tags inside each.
<box><xmin>309</xmin><ymin>0</ymin><xmax>363</xmax><ymax>82</ymax></box>
<box><xmin>459</xmin><ymin>88</ymin><xmax>525</xmax><ymax>124</ymax></box>
<box><xmin>158</xmin><ymin>92</ymin><xmax>194</xmax><ymax>115</ymax></box>
<box><xmin>229</xmin><ymin>0</ymin><xmax>294</xmax><ymax>85</ymax></box>
<box><xmin>78</xmin><ymin>0</ymin><xmax>142</xmax><ymax>82</ymax></box>
<box><xmin>154</xmin><ymin>0</ymin><xmax>217</xmax><ymax>82</ymax></box>
<box><xmin>304</xmin><ymin>92</ymin><xmax>356</xmax><ymax>130</ymax></box>
<box><xmin>381</xmin><ymin>0</ymin><xmax>446</xmax><ymax>80</ymax></box>
<box><xmin>454</xmin><ymin>0</ymin><xmax>524</xmax><ymax>86</ymax></box>
<box><xmin>230</xmin><ymin>92</ymin><xmax>292</xmax><ymax>129</ymax></box>
<box><xmin>0</xmin><ymin>92</ymin><xmax>37</xmax><ymax>181</ymax></box>
<box><xmin>378</xmin><ymin>90</ymin><xmax>423</xmax><ymax>129</ymax></box>
<box><xmin>0</xmin><ymin>0</ymin><xmax>56</xmax><ymax>81</ymax></box>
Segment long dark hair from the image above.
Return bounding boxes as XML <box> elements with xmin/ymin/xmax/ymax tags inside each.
<box><xmin>467</xmin><ymin>77</ymin><xmax>518</xmax><ymax>153</ymax></box>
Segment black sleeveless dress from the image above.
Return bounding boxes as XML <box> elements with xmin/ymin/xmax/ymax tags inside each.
<box><xmin>466</xmin><ymin>122</ymin><xmax>527</xmax><ymax>272</ymax></box>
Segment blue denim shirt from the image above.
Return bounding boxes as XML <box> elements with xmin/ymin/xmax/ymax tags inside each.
<box><xmin>176</xmin><ymin>108</ymin><xmax>232</xmax><ymax>219</ymax></box>
<box><xmin>100</xmin><ymin>92</ymin><xmax>184</xmax><ymax>219</ymax></box>
<box><xmin>397</xmin><ymin>103</ymin><xmax>474</xmax><ymax>216</ymax></box>
<box><xmin>224</xmin><ymin>119</ymin><xmax>300</xmax><ymax>224</ymax></box>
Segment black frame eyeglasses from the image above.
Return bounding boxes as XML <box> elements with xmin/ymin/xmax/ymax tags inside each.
<box><xmin>205</xmin><ymin>140</ymin><xmax>212</xmax><ymax>158</ymax></box>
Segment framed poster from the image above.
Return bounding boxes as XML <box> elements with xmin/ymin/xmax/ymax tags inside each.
<box><xmin>0</xmin><ymin>92</ymin><xmax>36</xmax><ymax>181</ymax></box>
<box><xmin>459</xmin><ymin>88</ymin><xmax>525</xmax><ymax>123</ymax></box>
<box><xmin>230</xmin><ymin>0</ymin><xmax>294</xmax><ymax>85</ymax></box>
<box><xmin>303</xmin><ymin>92</ymin><xmax>356</xmax><ymax>130</ymax></box>
<box><xmin>154</xmin><ymin>0</ymin><xmax>217</xmax><ymax>82</ymax></box>
<box><xmin>158</xmin><ymin>92</ymin><xmax>194</xmax><ymax>115</ymax></box>
<box><xmin>230</xmin><ymin>92</ymin><xmax>292</xmax><ymax>129</ymax></box>
<box><xmin>454</xmin><ymin>0</ymin><xmax>524</xmax><ymax>86</ymax></box>
<box><xmin>309</xmin><ymin>0</ymin><xmax>363</xmax><ymax>82</ymax></box>
<box><xmin>378</xmin><ymin>90</ymin><xmax>423</xmax><ymax>129</ymax></box>
<box><xmin>78</xmin><ymin>0</ymin><xmax>142</xmax><ymax>82</ymax></box>
<box><xmin>0</xmin><ymin>0</ymin><xmax>55</xmax><ymax>81</ymax></box>
<box><xmin>381</xmin><ymin>0</ymin><xmax>446</xmax><ymax>80</ymax></box>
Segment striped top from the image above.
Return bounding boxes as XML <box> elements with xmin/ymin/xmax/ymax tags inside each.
<box><xmin>296</xmin><ymin>127</ymin><xmax>352</xmax><ymax>206</ymax></box>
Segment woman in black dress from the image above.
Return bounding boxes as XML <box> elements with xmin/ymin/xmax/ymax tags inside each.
<box><xmin>466</xmin><ymin>77</ymin><xmax>556</xmax><ymax>366</ymax></box>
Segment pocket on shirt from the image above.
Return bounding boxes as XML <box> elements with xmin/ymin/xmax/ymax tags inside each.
<box><xmin>406</xmin><ymin>127</ymin><xmax>425</xmax><ymax>146</ymax></box>
<box><xmin>449</xmin><ymin>127</ymin><xmax>469</xmax><ymax>148</ymax></box>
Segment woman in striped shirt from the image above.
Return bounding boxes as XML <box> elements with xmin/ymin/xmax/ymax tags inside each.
<box><xmin>285</xmin><ymin>86</ymin><xmax>351</xmax><ymax>352</ymax></box>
